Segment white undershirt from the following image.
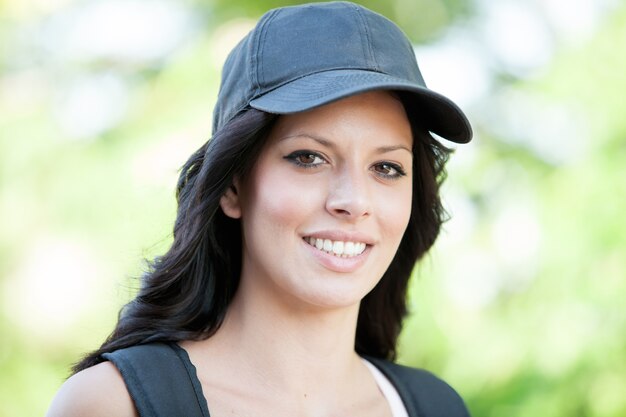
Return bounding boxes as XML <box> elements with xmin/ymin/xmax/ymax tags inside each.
<box><xmin>362</xmin><ymin>359</ymin><xmax>410</xmax><ymax>417</ymax></box>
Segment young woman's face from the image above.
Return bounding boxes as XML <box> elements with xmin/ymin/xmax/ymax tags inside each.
<box><xmin>222</xmin><ymin>90</ymin><xmax>413</xmax><ymax>310</ymax></box>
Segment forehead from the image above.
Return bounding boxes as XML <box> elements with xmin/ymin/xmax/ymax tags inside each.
<box><xmin>266</xmin><ymin>91</ymin><xmax>413</xmax><ymax>149</ymax></box>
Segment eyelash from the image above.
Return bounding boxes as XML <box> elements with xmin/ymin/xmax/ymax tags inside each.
<box><xmin>283</xmin><ymin>150</ymin><xmax>327</xmax><ymax>168</ymax></box>
<box><xmin>283</xmin><ymin>150</ymin><xmax>407</xmax><ymax>180</ymax></box>
<box><xmin>373</xmin><ymin>162</ymin><xmax>407</xmax><ymax>179</ymax></box>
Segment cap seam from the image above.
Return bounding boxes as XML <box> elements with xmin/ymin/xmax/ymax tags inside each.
<box><xmin>352</xmin><ymin>4</ymin><xmax>378</xmax><ymax>71</ymax></box>
<box><xmin>253</xmin><ymin>9</ymin><xmax>279</xmax><ymax>99</ymax></box>
<box><xmin>249</xmin><ymin>18</ymin><xmax>261</xmax><ymax>99</ymax></box>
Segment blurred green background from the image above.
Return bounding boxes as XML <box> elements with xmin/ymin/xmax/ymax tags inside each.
<box><xmin>1</xmin><ymin>0</ymin><xmax>625</xmax><ymax>416</ymax></box>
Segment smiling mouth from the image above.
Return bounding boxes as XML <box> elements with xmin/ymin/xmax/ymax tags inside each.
<box><xmin>303</xmin><ymin>237</ymin><xmax>367</xmax><ymax>258</ymax></box>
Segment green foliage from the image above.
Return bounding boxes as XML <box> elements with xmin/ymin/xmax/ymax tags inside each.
<box><xmin>398</xmin><ymin>6</ymin><xmax>626</xmax><ymax>417</ymax></box>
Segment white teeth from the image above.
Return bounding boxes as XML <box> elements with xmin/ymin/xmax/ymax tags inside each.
<box><xmin>344</xmin><ymin>241</ymin><xmax>355</xmax><ymax>256</ymax></box>
<box><xmin>332</xmin><ymin>241</ymin><xmax>343</xmax><ymax>255</ymax></box>
<box><xmin>304</xmin><ymin>237</ymin><xmax>367</xmax><ymax>258</ymax></box>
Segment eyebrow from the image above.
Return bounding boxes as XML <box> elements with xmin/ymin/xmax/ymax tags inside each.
<box><xmin>279</xmin><ymin>133</ymin><xmax>412</xmax><ymax>155</ymax></box>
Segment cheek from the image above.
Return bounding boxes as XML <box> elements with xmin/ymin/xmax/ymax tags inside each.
<box><xmin>244</xmin><ymin>166</ymin><xmax>322</xmax><ymax>229</ymax></box>
<box><xmin>378</xmin><ymin>185</ymin><xmax>413</xmax><ymax>239</ymax></box>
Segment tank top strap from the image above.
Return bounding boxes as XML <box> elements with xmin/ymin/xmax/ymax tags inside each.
<box><xmin>103</xmin><ymin>342</ymin><xmax>210</xmax><ymax>417</ymax></box>
<box><xmin>362</xmin><ymin>358</ymin><xmax>409</xmax><ymax>417</ymax></box>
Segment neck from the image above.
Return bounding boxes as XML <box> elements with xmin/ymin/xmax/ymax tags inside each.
<box><xmin>198</xmin><ymin>275</ymin><xmax>365</xmax><ymax>403</ymax></box>
<box><xmin>234</xmin><ymin>286</ymin><xmax>359</xmax><ymax>373</ymax></box>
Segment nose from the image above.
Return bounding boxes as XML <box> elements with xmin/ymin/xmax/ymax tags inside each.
<box><xmin>325</xmin><ymin>165</ymin><xmax>371</xmax><ymax>221</ymax></box>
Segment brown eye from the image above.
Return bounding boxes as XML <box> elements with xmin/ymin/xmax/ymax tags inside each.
<box><xmin>297</xmin><ymin>153</ymin><xmax>318</xmax><ymax>164</ymax></box>
<box><xmin>284</xmin><ymin>151</ymin><xmax>326</xmax><ymax>168</ymax></box>
<box><xmin>372</xmin><ymin>162</ymin><xmax>406</xmax><ymax>179</ymax></box>
<box><xmin>374</xmin><ymin>163</ymin><xmax>395</xmax><ymax>175</ymax></box>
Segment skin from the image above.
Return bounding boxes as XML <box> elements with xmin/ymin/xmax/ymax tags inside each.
<box><xmin>46</xmin><ymin>90</ymin><xmax>413</xmax><ymax>417</ymax></box>
<box><xmin>46</xmin><ymin>361</ymin><xmax>137</xmax><ymax>417</ymax></box>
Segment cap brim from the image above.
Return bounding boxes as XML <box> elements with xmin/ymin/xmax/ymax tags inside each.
<box><xmin>249</xmin><ymin>70</ymin><xmax>472</xmax><ymax>143</ymax></box>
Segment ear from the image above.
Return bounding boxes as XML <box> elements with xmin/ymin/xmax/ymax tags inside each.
<box><xmin>220</xmin><ymin>182</ymin><xmax>242</xmax><ymax>219</ymax></box>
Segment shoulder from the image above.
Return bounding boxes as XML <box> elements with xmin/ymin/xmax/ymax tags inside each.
<box><xmin>46</xmin><ymin>361</ymin><xmax>137</xmax><ymax>417</ymax></box>
<box><xmin>366</xmin><ymin>357</ymin><xmax>471</xmax><ymax>417</ymax></box>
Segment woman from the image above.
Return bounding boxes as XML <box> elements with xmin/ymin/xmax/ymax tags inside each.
<box><xmin>47</xmin><ymin>2</ymin><xmax>473</xmax><ymax>416</ymax></box>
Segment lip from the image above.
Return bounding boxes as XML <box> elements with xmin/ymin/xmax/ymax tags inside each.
<box><xmin>300</xmin><ymin>230</ymin><xmax>374</xmax><ymax>273</ymax></box>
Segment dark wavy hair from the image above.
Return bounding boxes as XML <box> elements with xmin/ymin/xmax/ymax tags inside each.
<box><xmin>73</xmin><ymin>96</ymin><xmax>451</xmax><ymax>373</ymax></box>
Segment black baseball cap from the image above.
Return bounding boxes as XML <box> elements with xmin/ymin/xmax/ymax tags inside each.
<box><xmin>212</xmin><ymin>1</ymin><xmax>472</xmax><ymax>143</ymax></box>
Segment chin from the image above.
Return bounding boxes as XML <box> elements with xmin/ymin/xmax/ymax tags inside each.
<box><xmin>284</xmin><ymin>278</ymin><xmax>379</xmax><ymax>311</ymax></box>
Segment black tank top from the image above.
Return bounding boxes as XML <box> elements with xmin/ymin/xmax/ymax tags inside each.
<box><xmin>103</xmin><ymin>342</ymin><xmax>470</xmax><ymax>417</ymax></box>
